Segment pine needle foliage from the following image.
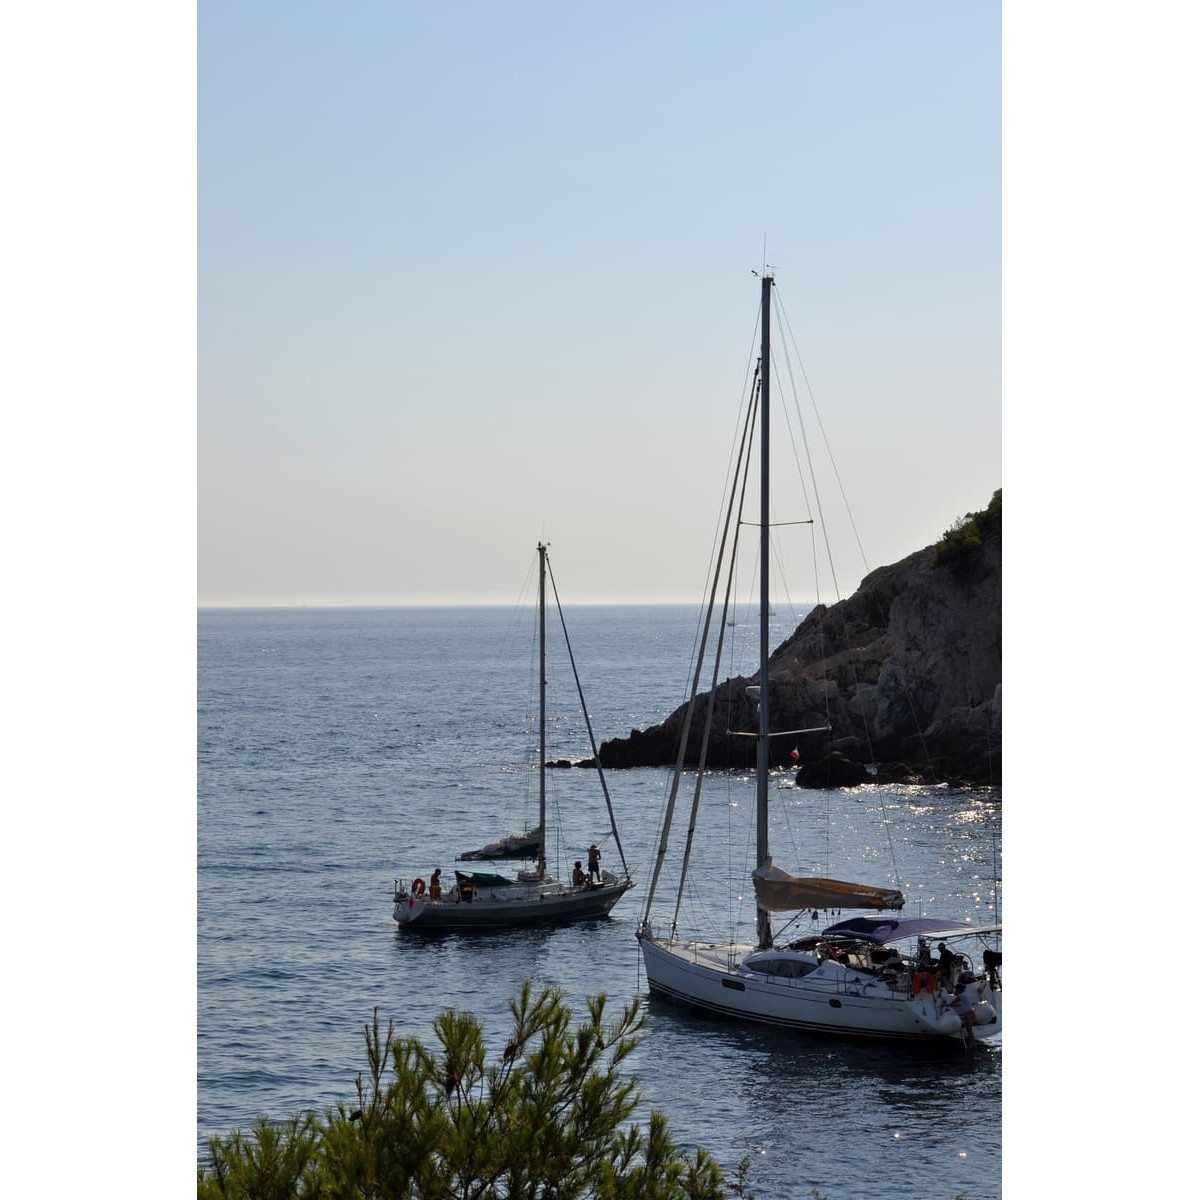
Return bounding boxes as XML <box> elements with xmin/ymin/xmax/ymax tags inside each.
<box><xmin>931</xmin><ymin>489</ymin><xmax>1002</xmax><ymax>568</ymax></box>
<box><xmin>198</xmin><ymin>981</ymin><xmax>748</xmax><ymax>1200</ymax></box>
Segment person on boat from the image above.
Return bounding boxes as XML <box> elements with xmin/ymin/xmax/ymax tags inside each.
<box><xmin>572</xmin><ymin>860</ymin><xmax>587</xmax><ymax>887</ymax></box>
<box><xmin>429</xmin><ymin>869</ymin><xmax>442</xmax><ymax>901</ymax></box>
<box><xmin>912</xmin><ymin>939</ymin><xmax>937</xmax><ymax>994</ymax></box>
<box><xmin>880</xmin><ymin>947</ymin><xmax>904</xmax><ymax>984</ymax></box>
<box><xmin>937</xmin><ymin>942</ymin><xmax>959</xmax><ymax>990</ymax></box>
<box><xmin>952</xmin><ymin>973</ymin><xmax>980</xmax><ymax>1043</ymax></box>
<box><xmin>587</xmin><ymin>844</ymin><xmax>601</xmax><ymax>883</ymax></box>
<box><xmin>983</xmin><ymin>947</ymin><xmax>1002</xmax><ymax>990</ymax></box>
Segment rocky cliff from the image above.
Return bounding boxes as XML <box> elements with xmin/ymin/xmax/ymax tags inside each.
<box><xmin>597</xmin><ymin>524</ymin><xmax>1001</xmax><ymax>787</ymax></box>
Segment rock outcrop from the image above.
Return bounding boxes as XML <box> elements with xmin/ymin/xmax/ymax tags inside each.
<box><xmin>597</xmin><ymin>530</ymin><xmax>1001</xmax><ymax>786</ymax></box>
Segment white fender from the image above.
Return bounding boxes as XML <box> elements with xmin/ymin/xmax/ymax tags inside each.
<box><xmin>909</xmin><ymin>994</ymin><xmax>963</xmax><ymax>1035</ymax></box>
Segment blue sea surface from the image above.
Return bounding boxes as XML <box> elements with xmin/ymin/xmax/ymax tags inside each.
<box><xmin>198</xmin><ymin>605</ymin><xmax>1001</xmax><ymax>1199</ymax></box>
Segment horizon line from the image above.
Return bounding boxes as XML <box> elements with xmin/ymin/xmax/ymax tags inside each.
<box><xmin>197</xmin><ymin>597</ymin><xmax>818</xmax><ymax>611</ymax></box>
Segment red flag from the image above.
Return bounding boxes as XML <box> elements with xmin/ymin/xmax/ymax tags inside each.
<box><xmin>790</xmin><ymin>748</ymin><xmax>800</xmax><ymax>762</ymax></box>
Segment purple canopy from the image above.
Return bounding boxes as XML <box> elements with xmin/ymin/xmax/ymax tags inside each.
<box><xmin>820</xmin><ymin>916</ymin><xmax>981</xmax><ymax>944</ymax></box>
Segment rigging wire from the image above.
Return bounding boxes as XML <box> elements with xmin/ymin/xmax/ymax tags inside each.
<box><xmin>544</xmin><ymin>551</ymin><xmax>631</xmax><ymax>880</ymax></box>
<box><xmin>774</xmin><ymin>283</ymin><xmax>941</xmax><ymax>787</ymax></box>
<box><xmin>690</xmin><ymin>321</ymin><xmax>764</xmax><ymax>677</ymax></box>
<box><xmin>459</xmin><ymin>555</ymin><xmax>545</xmax><ymax>848</ymax></box>
<box><xmin>668</xmin><ymin>382</ymin><xmax>758</xmax><ymax>937</ymax></box>
<box><xmin>774</xmin><ymin>288</ymin><xmax>872</xmax><ymax>585</ymax></box>
<box><xmin>771</xmin><ymin>285</ymin><xmax>904</xmax><ymax>891</ymax></box>
<box><xmin>640</xmin><ymin>349</ymin><xmax>762</xmax><ymax>934</ymax></box>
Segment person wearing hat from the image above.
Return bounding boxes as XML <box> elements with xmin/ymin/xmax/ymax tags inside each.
<box><xmin>587</xmin><ymin>843</ymin><xmax>601</xmax><ymax>883</ymax></box>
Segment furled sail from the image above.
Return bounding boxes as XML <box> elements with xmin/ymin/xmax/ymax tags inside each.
<box><xmin>460</xmin><ymin>827</ymin><xmax>542</xmax><ymax>861</ymax></box>
<box><xmin>751</xmin><ymin>861</ymin><xmax>904</xmax><ymax>912</ymax></box>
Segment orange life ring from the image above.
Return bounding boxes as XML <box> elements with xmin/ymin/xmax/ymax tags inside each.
<box><xmin>411</xmin><ymin>877</ymin><xmax>426</xmax><ymax>896</ymax></box>
<box><xmin>912</xmin><ymin>970</ymin><xmax>937</xmax><ymax>996</ymax></box>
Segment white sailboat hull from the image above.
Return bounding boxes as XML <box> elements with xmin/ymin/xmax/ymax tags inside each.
<box><xmin>638</xmin><ymin>932</ymin><xmax>1001</xmax><ymax>1043</ymax></box>
<box><xmin>395</xmin><ymin>873</ymin><xmax>633</xmax><ymax>931</ymax></box>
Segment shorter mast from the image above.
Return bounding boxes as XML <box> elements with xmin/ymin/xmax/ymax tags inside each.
<box><xmin>538</xmin><ymin>541</ymin><xmax>548</xmax><ymax>879</ymax></box>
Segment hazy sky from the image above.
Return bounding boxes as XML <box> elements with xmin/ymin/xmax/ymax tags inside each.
<box><xmin>198</xmin><ymin>1</ymin><xmax>1000</xmax><ymax>606</ymax></box>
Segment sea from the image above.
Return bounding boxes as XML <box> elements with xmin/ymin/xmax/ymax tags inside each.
<box><xmin>198</xmin><ymin>604</ymin><xmax>1002</xmax><ymax>1200</ymax></box>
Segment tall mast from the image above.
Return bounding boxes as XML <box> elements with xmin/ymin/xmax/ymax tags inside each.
<box><xmin>538</xmin><ymin>542</ymin><xmax>548</xmax><ymax>878</ymax></box>
<box><xmin>756</xmin><ymin>274</ymin><xmax>773</xmax><ymax>950</ymax></box>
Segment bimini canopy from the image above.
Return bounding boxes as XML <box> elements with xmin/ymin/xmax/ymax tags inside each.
<box><xmin>820</xmin><ymin>916</ymin><xmax>1000</xmax><ymax>944</ymax></box>
<box><xmin>751</xmin><ymin>862</ymin><xmax>903</xmax><ymax>913</ymax></box>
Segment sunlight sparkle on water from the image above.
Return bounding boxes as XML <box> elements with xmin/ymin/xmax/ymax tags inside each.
<box><xmin>954</xmin><ymin>806</ymin><xmax>993</xmax><ymax>825</ymax></box>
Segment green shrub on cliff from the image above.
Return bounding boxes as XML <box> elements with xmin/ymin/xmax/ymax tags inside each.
<box><xmin>932</xmin><ymin>489</ymin><xmax>1002</xmax><ymax>567</ymax></box>
<box><xmin>198</xmin><ymin>982</ymin><xmax>748</xmax><ymax>1200</ymax></box>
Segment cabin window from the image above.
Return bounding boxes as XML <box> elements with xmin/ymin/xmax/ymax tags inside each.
<box><xmin>748</xmin><ymin>957</ymin><xmax>817</xmax><ymax>980</ymax></box>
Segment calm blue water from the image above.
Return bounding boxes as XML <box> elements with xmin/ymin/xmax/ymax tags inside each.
<box><xmin>198</xmin><ymin>605</ymin><xmax>1001</xmax><ymax>1199</ymax></box>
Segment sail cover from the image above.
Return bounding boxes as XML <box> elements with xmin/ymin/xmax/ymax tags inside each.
<box><xmin>460</xmin><ymin>827</ymin><xmax>542</xmax><ymax>861</ymax></box>
<box><xmin>751</xmin><ymin>862</ymin><xmax>904</xmax><ymax>912</ymax></box>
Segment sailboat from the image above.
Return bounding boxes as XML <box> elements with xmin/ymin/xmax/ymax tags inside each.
<box><xmin>394</xmin><ymin>542</ymin><xmax>634</xmax><ymax>930</ymax></box>
<box><xmin>636</xmin><ymin>274</ymin><xmax>1002</xmax><ymax>1043</ymax></box>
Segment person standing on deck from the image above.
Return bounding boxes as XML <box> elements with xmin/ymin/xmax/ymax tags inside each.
<box><xmin>587</xmin><ymin>844</ymin><xmax>601</xmax><ymax>883</ymax></box>
<box><xmin>937</xmin><ymin>942</ymin><xmax>958</xmax><ymax>990</ymax></box>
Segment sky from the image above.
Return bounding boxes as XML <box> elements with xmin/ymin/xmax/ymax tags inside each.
<box><xmin>197</xmin><ymin>1</ymin><xmax>1001</xmax><ymax>606</ymax></box>
<box><xmin>7</xmin><ymin>3</ymin><xmax>1200</xmax><ymax>1196</ymax></box>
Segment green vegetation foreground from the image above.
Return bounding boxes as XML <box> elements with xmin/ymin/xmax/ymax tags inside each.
<box><xmin>198</xmin><ymin>981</ymin><xmax>753</xmax><ymax>1199</ymax></box>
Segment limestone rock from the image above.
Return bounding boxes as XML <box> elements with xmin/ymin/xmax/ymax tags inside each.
<box><xmin>598</xmin><ymin>522</ymin><xmax>1001</xmax><ymax>786</ymax></box>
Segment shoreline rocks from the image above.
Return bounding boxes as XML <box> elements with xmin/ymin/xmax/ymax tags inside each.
<box><xmin>595</xmin><ymin>531</ymin><xmax>1001</xmax><ymax>788</ymax></box>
